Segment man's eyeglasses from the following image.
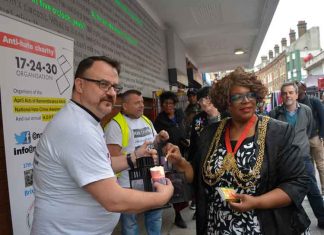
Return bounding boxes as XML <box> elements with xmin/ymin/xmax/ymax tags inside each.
<box><xmin>79</xmin><ymin>77</ymin><xmax>123</xmax><ymax>94</ymax></box>
<box><xmin>229</xmin><ymin>92</ymin><xmax>257</xmax><ymax>104</ymax></box>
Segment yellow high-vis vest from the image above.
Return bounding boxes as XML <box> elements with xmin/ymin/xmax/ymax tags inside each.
<box><xmin>111</xmin><ymin>112</ymin><xmax>153</xmax><ymax>148</ymax></box>
<box><xmin>107</xmin><ymin>112</ymin><xmax>153</xmax><ymax>177</ymax></box>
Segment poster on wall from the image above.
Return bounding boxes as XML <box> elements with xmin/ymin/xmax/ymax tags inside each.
<box><xmin>0</xmin><ymin>0</ymin><xmax>169</xmax><ymax>98</ymax></box>
<box><xmin>0</xmin><ymin>12</ymin><xmax>74</xmax><ymax>235</ymax></box>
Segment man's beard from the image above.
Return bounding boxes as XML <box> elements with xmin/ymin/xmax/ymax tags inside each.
<box><xmin>284</xmin><ymin>99</ymin><xmax>295</xmax><ymax>106</ymax></box>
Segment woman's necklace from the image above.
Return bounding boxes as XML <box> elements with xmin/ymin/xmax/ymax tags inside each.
<box><xmin>223</xmin><ymin>115</ymin><xmax>256</xmax><ymax>171</ymax></box>
<box><xmin>202</xmin><ymin>115</ymin><xmax>270</xmax><ymax>189</ymax></box>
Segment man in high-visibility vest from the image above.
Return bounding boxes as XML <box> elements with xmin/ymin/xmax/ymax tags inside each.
<box><xmin>105</xmin><ymin>89</ymin><xmax>169</xmax><ymax>235</ymax></box>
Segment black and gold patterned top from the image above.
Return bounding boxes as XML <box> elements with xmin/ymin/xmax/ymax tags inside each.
<box><xmin>205</xmin><ymin>136</ymin><xmax>262</xmax><ymax>234</ymax></box>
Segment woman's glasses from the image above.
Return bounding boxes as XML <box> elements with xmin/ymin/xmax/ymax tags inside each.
<box><xmin>229</xmin><ymin>92</ymin><xmax>256</xmax><ymax>104</ymax></box>
<box><xmin>163</xmin><ymin>101</ymin><xmax>175</xmax><ymax>106</ymax></box>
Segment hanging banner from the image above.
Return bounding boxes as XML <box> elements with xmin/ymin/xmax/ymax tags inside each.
<box><xmin>0</xmin><ymin>12</ymin><xmax>74</xmax><ymax>235</ymax></box>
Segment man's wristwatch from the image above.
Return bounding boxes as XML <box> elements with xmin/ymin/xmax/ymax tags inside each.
<box><xmin>126</xmin><ymin>153</ymin><xmax>135</xmax><ymax>169</ymax></box>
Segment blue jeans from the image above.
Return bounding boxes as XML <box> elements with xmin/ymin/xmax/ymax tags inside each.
<box><xmin>304</xmin><ymin>155</ymin><xmax>324</xmax><ymax>221</ymax></box>
<box><xmin>121</xmin><ymin>209</ymin><xmax>162</xmax><ymax>235</ymax></box>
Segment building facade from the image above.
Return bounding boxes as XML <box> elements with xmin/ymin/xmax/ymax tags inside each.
<box><xmin>256</xmin><ymin>52</ymin><xmax>286</xmax><ymax>93</ymax></box>
<box><xmin>304</xmin><ymin>50</ymin><xmax>324</xmax><ymax>94</ymax></box>
<box><xmin>255</xmin><ymin>22</ymin><xmax>321</xmax><ymax>93</ymax></box>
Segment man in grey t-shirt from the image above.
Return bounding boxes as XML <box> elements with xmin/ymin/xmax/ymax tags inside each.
<box><xmin>105</xmin><ymin>89</ymin><xmax>169</xmax><ymax>235</ymax></box>
<box><xmin>31</xmin><ymin>56</ymin><xmax>173</xmax><ymax>235</ymax></box>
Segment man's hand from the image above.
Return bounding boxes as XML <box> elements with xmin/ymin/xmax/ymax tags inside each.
<box><xmin>135</xmin><ymin>141</ymin><xmax>158</xmax><ymax>164</ymax></box>
<box><xmin>154</xmin><ymin>130</ymin><xmax>169</xmax><ymax>147</ymax></box>
<box><xmin>153</xmin><ymin>178</ymin><xmax>174</xmax><ymax>203</ymax></box>
<box><xmin>158</xmin><ymin>130</ymin><xmax>169</xmax><ymax>142</ymax></box>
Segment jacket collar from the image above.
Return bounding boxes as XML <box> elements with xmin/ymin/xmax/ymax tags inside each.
<box><xmin>277</xmin><ymin>102</ymin><xmax>300</xmax><ymax>114</ymax></box>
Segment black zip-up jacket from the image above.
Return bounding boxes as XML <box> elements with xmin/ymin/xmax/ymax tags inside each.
<box><xmin>154</xmin><ymin>109</ymin><xmax>188</xmax><ymax>154</ymax></box>
<box><xmin>298</xmin><ymin>95</ymin><xmax>324</xmax><ymax>138</ymax></box>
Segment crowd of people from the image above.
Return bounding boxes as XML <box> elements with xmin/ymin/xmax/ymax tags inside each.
<box><xmin>31</xmin><ymin>56</ymin><xmax>324</xmax><ymax>235</ymax></box>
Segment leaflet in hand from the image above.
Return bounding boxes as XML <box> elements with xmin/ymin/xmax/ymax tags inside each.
<box><xmin>217</xmin><ymin>187</ymin><xmax>239</xmax><ymax>202</ymax></box>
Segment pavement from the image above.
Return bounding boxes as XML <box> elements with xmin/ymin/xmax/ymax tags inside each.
<box><xmin>112</xmin><ymin>199</ymin><xmax>323</xmax><ymax>235</ymax></box>
<box><xmin>112</xmin><ymin>171</ymin><xmax>324</xmax><ymax>235</ymax></box>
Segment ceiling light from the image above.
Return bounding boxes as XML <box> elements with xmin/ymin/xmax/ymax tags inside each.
<box><xmin>234</xmin><ymin>49</ymin><xmax>245</xmax><ymax>55</ymax></box>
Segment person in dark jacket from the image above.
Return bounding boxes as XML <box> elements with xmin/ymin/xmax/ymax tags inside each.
<box><xmin>185</xmin><ymin>88</ymin><xmax>200</xmax><ymax>120</ymax></box>
<box><xmin>188</xmin><ymin>86</ymin><xmax>221</xmax><ymax>216</ymax></box>
<box><xmin>184</xmin><ymin>88</ymin><xmax>201</xmax><ymax>139</ymax></box>
<box><xmin>154</xmin><ymin>91</ymin><xmax>189</xmax><ymax>229</ymax></box>
<box><xmin>154</xmin><ymin>91</ymin><xmax>188</xmax><ymax>155</ymax></box>
<box><xmin>296</xmin><ymin>81</ymin><xmax>324</xmax><ymax>194</ymax></box>
<box><xmin>164</xmin><ymin>68</ymin><xmax>310</xmax><ymax>234</ymax></box>
<box><xmin>188</xmin><ymin>86</ymin><xmax>221</xmax><ymax>163</ymax></box>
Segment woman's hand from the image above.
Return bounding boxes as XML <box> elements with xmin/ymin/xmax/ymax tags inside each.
<box><xmin>228</xmin><ymin>193</ymin><xmax>259</xmax><ymax>212</ymax></box>
<box><xmin>163</xmin><ymin>143</ymin><xmax>183</xmax><ymax>166</ymax></box>
<box><xmin>163</xmin><ymin>143</ymin><xmax>194</xmax><ymax>183</ymax></box>
<box><xmin>229</xmin><ymin>188</ymin><xmax>291</xmax><ymax>211</ymax></box>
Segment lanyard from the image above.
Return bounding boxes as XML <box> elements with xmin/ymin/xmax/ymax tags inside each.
<box><xmin>225</xmin><ymin>115</ymin><xmax>257</xmax><ymax>156</ymax></box>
